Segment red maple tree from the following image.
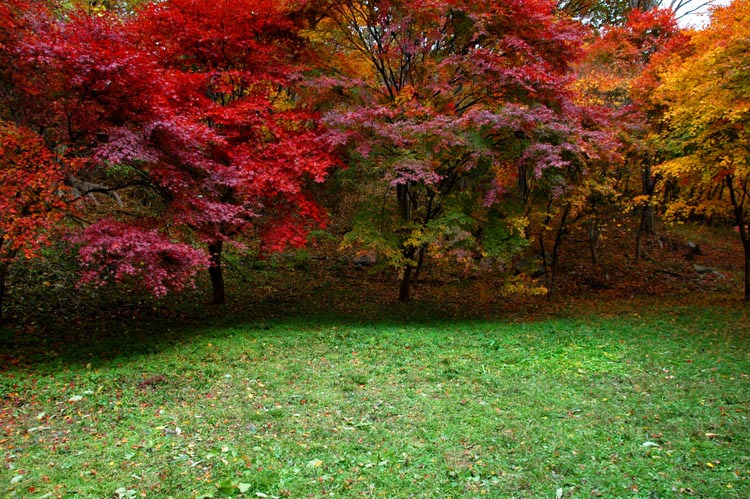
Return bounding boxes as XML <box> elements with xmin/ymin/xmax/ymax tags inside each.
<box><xmin>2</xmin><ymin>0</ymin><xmax>338</xmax><ymax>304</ymax></box>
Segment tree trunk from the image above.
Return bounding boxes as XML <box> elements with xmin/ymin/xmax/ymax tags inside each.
<box><xmin>640</xmin><ymin>161</ymin><xmax>656</xmax><ymax>236</ymax></box>
<box><xmin>398</xmin><ymin>247</ymin><xmax>417</xmax><ymax>303</ymax></box>
<box><xmin>725</xmin><ymin>174</ymin><xmax>749</xmax><ymax>302</ymax></box>
<box><xmin>0</xmin><ymin>260</ymin><xmax>8</xmax><ymax>324</ymax></box>
<box><xmin>542</xmin><ymin>205</ymin><xmax>570</xmax><ymax>300</ymax></box>
<box><xmin>396</xmin><ymin>182</ymin><xmax>415</xmax><ymax>302</ymax></box>
<box><xmin>208</xmin><ymin>241</ymin><xmax>225</xmax><ymax>305</ymax></box>
<box><xmin>549</xmin><ymin>207</ymin><xmax>569</xmax><ymax>300</ymax></box>
<box><xmin>413</xmin><ymin>245</ymin><xmax>427</xmax><ymax>282</ymax></box>
<box><xmin>589</xmin><ymin>217</ymin><xmax>600</xmax><ymax>265</ymax></box>
<box><xmin>397</xmin><ymin>183</ymin><xmax>411</xmax><ymax>222</ymax></box>
<box><xmin>636</xmin><ymin>159</ymin><xmax>656</xmax><ymax>262</ymax></box>
<box><xmin>635</xmin><ymin>196</ymin><xmax>653</xmax><ymax>262</ymax></box>
<box><xmin>640</xmin><ymin>204</ymin><xmax>655</xmax><ymax>236</ymax></box>
<box><xmin>635</xmin><ymin>213</ymin><xmax>648</xmax><ymax>261</ymax></box>
<box><xmin>518</xmin><ymin>164</ymin><xmax>528</xmax><ymax>204</ymax></box>
<box><xmin>398</xmin><ymin>265</ymin><xmax>413</xmax><ymax>303</ymax></box>
<box><xmin>635</xmin><ymin>229</ymin><xmax>643</xmax><ymax>262</ymax></box>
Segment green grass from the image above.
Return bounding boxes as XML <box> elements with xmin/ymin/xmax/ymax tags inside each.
<box><xmin>1</xmin><ymin>307</ymin><xmax>750</xmax><ymax>498</ymax></box>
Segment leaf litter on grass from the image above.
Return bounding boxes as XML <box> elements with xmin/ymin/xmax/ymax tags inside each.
<box><xmin>1</xmin><ymin>308</ymin><xmax>749</xmax><ymax>497</ymax></box>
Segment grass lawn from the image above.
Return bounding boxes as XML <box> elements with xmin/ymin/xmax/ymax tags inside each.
<box><xmin>1</xmin><ymin>305</ymin><xmax>749</xmax><ymax>498</ymax></box>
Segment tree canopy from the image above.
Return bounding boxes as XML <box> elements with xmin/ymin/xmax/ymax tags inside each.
<box><xmin>0</xmin><ymin>0</ymin><xmax>748</xmax><ymax>315</ymax></box>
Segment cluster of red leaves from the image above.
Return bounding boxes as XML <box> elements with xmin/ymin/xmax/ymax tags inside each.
<box><xmin>74</xmin><ymin>219</ymin><xmax>210</xmax><ymax>296</ymax></box>
<box><xmin>0</xmin><ymin>122</ymin><xmax>68</xmax><ymax>261</ymax></box>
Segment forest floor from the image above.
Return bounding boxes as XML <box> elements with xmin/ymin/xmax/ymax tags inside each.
<box><xmin>1</xmin><ymin>220</ymin><xmax>749</xmax><ymax>498</ymax></box>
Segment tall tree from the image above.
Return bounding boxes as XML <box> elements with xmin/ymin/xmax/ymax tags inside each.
<box><xmin>576</xmin><ymin>7</ymin><xmax>683</xmax><ymax>261</ymax></box>
<box><xmin>314</xmin><ymin>0</ymin><xmax>592</xmax><ymax>301</ymax></box>
<box><xmin>121</xmin><ymin>0</ymin><xmax>338</xmax><ymax>303</ymax></box>
<box><xmin>653</xmin><ymin>0</ymin><xmax>750</xmax><ymax>299</ymax></box>
<box><xmin>3</xmin><ymin>0</ymin><xmax>338</xmax><ymax>304</ymax></box>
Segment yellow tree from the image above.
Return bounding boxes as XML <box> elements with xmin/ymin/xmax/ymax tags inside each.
<box><xmin>574</xmin><ymin>8</ymin><xmax>681</xmax><ymax>263</ymax></box>
<box><xmin>655</xmin><ymin>0</ymin><xmax>750</xmax><ymax>298</ymax></box>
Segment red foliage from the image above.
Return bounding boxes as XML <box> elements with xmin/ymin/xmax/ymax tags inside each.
<box><xmin>74</xmin><ymin>220</ymin><xmax>210</xmax><ymax>296</ymax></box>
<box><xmin>585</xmin><ymin>7</ymin><xmax>684</xmax><ymax>96</ymax></box>
<box><xmin>0</xmin><ymin>121</ymin><xmax>68</xmax><ymax>261</ymax></box>
<box><xmin>1</xmin><ymin>0</ymin><xmax>338</xmax><ymax>298</ymax></box>
<box><xmin>0</xmin><ymin>0</ymin><xmax>698</xmax><ymax>305</ymax></box>
<box><xmin>128</xmin><ymin>0</ymin><xmax>339</xmax><ymax>252</ymax></box>
<box><xmin>319</xmin><ymin>0</ymin><xmax>592</xmax><ymax>192</ymax></box>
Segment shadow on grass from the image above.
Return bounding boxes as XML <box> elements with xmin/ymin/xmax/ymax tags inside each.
<box><xmin>1</xmin><ymin>257</ymin><xmax>748</xmax><ymax>374</ymax></box>
<box><xmin>0</xmin><ymin>296</ymin><xmax>489</xmax><ymax>372</ymax></box>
